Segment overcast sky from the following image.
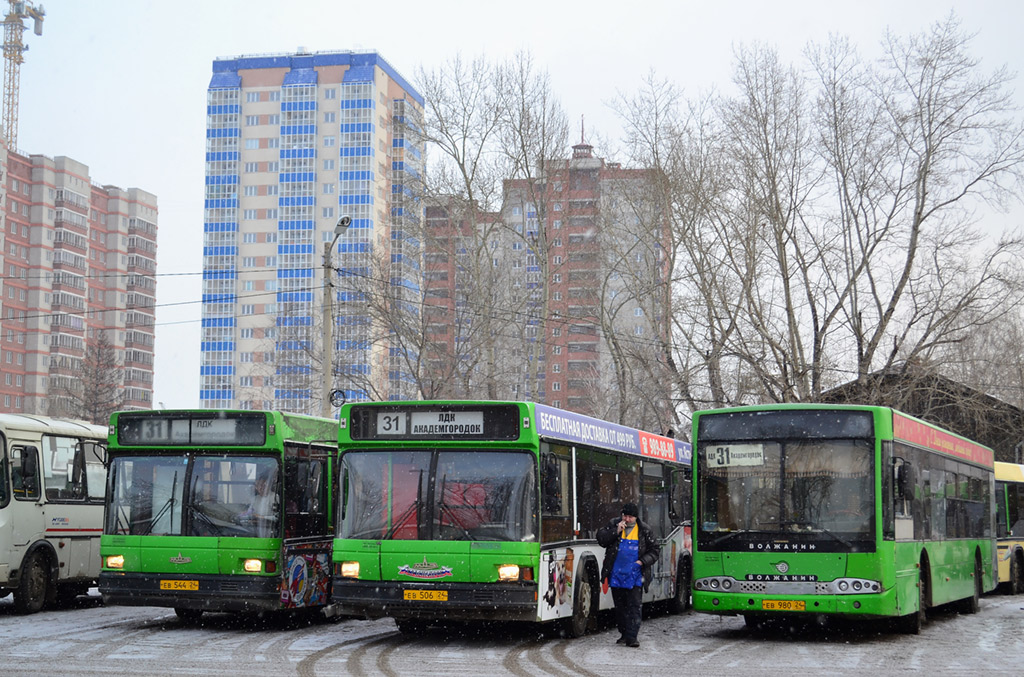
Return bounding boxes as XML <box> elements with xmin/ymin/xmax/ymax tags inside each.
<box><xmin>16</xmin><ymin>0</ymin><xmax>1024</xmax><ymax>409</ymax></box>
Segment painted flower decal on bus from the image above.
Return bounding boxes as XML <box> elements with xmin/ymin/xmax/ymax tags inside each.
<box><xmin>399</xmin><ymin>556</ymin><xmax>453</xmax><ymax>579</ymax></box>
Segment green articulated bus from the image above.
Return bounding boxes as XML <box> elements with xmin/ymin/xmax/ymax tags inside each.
<box><xmin>691</xmin><ymin>404</ymin><xmax>997</xmax><ymax>633</ymax></box>
<box><xmin>99</xmin><ymin>410</ymin><xmax>337</xmax><ymax>623</ymax></box>
<box><xmin>331</xmin><ymin>401</ymin><xmax>693</xmax><ymax>635</ymax></box>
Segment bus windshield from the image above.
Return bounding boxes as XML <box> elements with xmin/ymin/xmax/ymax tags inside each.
<box><xmin>340</xmin><ymin>449</ymin><xmax>537</xmax><ymax>542</ymax></box>
<box><xmin>105</xmin><ymin>454</ymin><xmax>280</xmax><ymax>537</ymax></box>
<box><xmin>699</xmin><ymin>439</ymin><xmax>875</xmax><ymax>549</ymax></box>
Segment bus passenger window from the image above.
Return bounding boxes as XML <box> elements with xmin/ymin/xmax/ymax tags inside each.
<box><xmin>1010</xmin><ymin>484</ymin><xmax>1024</xmax><ymax>537</ymax></box>
<box><xmin>0</xmin><ymin>449</ymin><xmax>7</xmax><ymax>506</ymax></box>
<box><xmin>541</xmin><ymin>454</ymin><xmax>562</xmax><ymax>514</ymax></box>
<box><xmin>641</xmin><ymin>462</ymin><xmax>670</xmax><ymax>540</ymax></box>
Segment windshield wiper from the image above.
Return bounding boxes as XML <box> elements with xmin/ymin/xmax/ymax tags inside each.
<box><xmin>814</xmin><ymin>526</ymin><xmax>854</xmax><ymax>549</ymax></box>
<box><xmin>114</xmin><ymin>506</ymin><xmax>130</xmax><ymax>535</ymax></box>
<box><xmin>437</xmin><ymin>501</ymin><xmax>474</xmax><ymax>541</ymax></box>
<box><xmin>780</xmin><ymin>520</ymin><xmax>855</xmax><ymax>549</ymax></box>
<box><xmin>381</xmin><ymin>468</ymin><xmax>424</xmax><ymax>540</ymax></box>
<box><xmin>187</xmin><ymin>504</ymin><xmax>224</xmax><ymax>536</ymax></box>
<box><xmin>383</xmin><ymin>499</ymin><xmax>420</xmax><ymax>540</ymax></box>
<box><xmin>705</xmin><ymin>530</ymin><xmax>747</xmax><ymax>548</ymax></box>
<box><xmin>780</xmin><ymin>519</ymin><xmax>814</xmax><ymax>531</ymax></box>
<box><xmin>141</xmin><ymin>472</ymin><xmax>178</xmax><ymax>535</ymax></box>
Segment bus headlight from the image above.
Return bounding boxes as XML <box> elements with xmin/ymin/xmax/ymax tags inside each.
<box><xmin>243</xmin><ymin>558</ymin><xmax>263</xmax><ymax>573</ymax></box>
<box><xmin>105</xmin><ymin>554</ymin><xmax>124</xmax><ymax>569</ymax></box>
<box><xmin>340</xmin><ymin>561</ymin><xmax>360</xmax><ymax>578</ymax></box>
<box><xmin>498</xmin><ymin>564</ymin><xmax>520</xmax><ymax>582</ymax></box>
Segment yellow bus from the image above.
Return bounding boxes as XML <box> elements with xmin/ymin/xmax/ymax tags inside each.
<box><xmin>995</xmin><ymin>461</ymin><xmax>1024</xmax><ymax>594</ymax></box>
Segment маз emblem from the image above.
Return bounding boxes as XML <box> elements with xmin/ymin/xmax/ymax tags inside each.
<box><xmin>169</xmin><ymin>552</ymin><xmax>192</xmax><ymax>564</ymax></box>
<box><xmin>398</xmin><ymin>556</ymin><xmax>453</xmax><ymax>579</ymax></box>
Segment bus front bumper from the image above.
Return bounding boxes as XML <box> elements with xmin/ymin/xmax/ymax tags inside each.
<box><xmin>99</xmin><ymin>571</ymin><xmax>283</xmax><ymax>612</ymax></box>
<box><xmin>331</xmin><ymin>577</ymin><xmax>539</xmax><ymax>622</ymax></box>
<box><xmin>693</xmin><ymin>588</ymin><xmax>900</xmax><ymax>618</ymax></box>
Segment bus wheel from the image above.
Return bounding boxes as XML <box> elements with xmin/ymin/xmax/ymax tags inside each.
<box><xmin>395</xmin><ymin>618</ymin><xmax>427</xmax><ymax>634</ymax></box>
<box><xmin>957</xmin><ymin>557</ymin><xmax>982</xmax><ymax>615</ymax></box>
<box><xmin>55</xmin><ymin>582</ymin><xmax>89</xmax><ymax>608</ymax></box>
<box><xmin>568</xmin><ymin>570</ymin><xmax>593</xmax><ymax>638</ymax></box>
<box><xmin>898</xmin><ymin>568</ymin><xmax>927</xmax><ymax>635</ymax></box>
<box><xmin>668</xmin><ymin>557</ymin><xmax>691</xmax><ymax>614</ymax></box>
<box><xmin>1010</xmin><ymin>553</ymin><xmax>1023</xmax><ymax>596</ymax></box>
<box><xmin>14</xmin><ymin>552</ymin><xmax>49</xmax><ymax>614</ymax></box>
<box><xmin>175</xmin><ymin>607</ymin><xmax>204</xmax><ymax>625</ymax></box>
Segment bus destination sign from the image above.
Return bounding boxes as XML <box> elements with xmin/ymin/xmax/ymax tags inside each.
<box><xmin>350</xmin><ymin>403</ymin><xmax>521</xmax><ymax>441</ymax></box>
<box><xmin>376</xmin><ymin>411</ymin><xmax>484</xmax><ymax>437</ymax></box>
<box><xmin>117</xmin><ymin>413</ymin><xmax>267</xmax><ymax>446</ymax></box>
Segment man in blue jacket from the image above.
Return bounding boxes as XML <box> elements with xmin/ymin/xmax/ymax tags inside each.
<box><xmin>597</xmin><ymin>502</ymin><xmax>660</xmax><ymax>648</ymax></box>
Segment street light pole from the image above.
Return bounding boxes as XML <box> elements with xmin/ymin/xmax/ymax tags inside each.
<box><xmin>321</xmin><ymin>215</ymin><xmax>351</xmax><ymax>418</ymax></box>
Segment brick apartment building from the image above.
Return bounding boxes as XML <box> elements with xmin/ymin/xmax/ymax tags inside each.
<box><xmin>0</xmin><ymin>149</ymin><xmax>157</xmax><ymax>417</ymax></box>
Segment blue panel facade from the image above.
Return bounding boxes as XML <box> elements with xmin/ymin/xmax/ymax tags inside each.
<box><xmin>202</xmin><ymin>50</ymin><xmax>423</xmax><ymax>410</ymax></box>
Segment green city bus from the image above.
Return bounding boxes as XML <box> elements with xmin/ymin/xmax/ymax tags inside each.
<box><xmin>994</xmin><ymin>461</ymin><xmax>1024</xmax><ymax>593</ymax></box>
<box><xmin>99</xmin><ymin>410</ymin><xmax>337</xmax><ymax>623</ymax></box>
<box><xmin>691</xmin><ymin>404</ymin><xmax>996</xmax><ymax>633</ymax></box>
<box><xmin>331</xmin><ymin>401</ymin><xmax>693</xmax><ymax>635</ymax></box>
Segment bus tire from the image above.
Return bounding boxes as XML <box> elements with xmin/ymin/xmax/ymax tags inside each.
<box><xmin>668</xmin><ymin>557</ymin><xmax>691</xmax><ymax>614</ymax></box>
<box><xmin>898</xmin><ymin>564</ymin><xmax>928</xmax><ymax>635</ymax></box>
<box><xmin>957</xmin><ymin>555</ymin><xmax>982</xmax><ymax>615</ymax></box>
<box><xmin>55</xmin><ymin>582</ymin><xmax>90</xmax><ymax>607</ymax></box>
<box><xmin>568</xmin><ymin>568</ymin><xmax>594</xmax><ymax>638</ymax></box>
<box><xmin>395</xmin><ymin>618</ymin><xmax>427</xmax><ymax>634</ymax></box>
<box><xmin>175</xmin><ymin>607</ymin><xmax>204</xmax><ymax>624</ymax></box>
<box><xmin>1009</xmin><ymin>551</ymin><xmax>1023</xmax><ymax>596</ymax></box>
<box><xmin>14</xmin><ymin>551</ymin><xmax>50</xmax><ymax>615</ymax></box>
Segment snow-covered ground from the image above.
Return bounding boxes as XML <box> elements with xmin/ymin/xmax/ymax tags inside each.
<box><xmin>1</xmin><ymin>591</ymin><xmax>1021</xmax><ymax>675</ymax></box>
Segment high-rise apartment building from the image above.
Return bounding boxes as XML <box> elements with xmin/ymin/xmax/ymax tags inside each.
<box><xmin>421</xmin><ymin>141</ymin><xmax>673</xmax><ymax>428</ymax></box>
<box><xmin>201</xmin><ymin>51</ymin><xmax>423</xmax><ymax>414</ymax></box>
<box><xmin>0</xmin><ymin>149</ymin><xmax>158</xmax><ymax>417</ymax></box>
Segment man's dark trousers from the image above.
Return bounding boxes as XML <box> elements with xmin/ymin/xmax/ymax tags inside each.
<box><xmin>611</xmin><ymin>585</ymin><xmax>642</xmax><ymax>640</ymax></box>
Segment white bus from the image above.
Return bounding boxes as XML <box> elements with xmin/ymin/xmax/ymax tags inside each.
<box><xmin>1</xmin><ymin>413</ymin><xmax>107</xmax><ymax>613</ymax></box>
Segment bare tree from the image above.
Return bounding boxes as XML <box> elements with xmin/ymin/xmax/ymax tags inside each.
<box><xmin>813</xmin><ymin>20</ymin><xmax>1024</xmax><ymax>383</ymax></box>
<box><xmin>614</xmin><ymin>16</ymin><xmax>1024</xmax><ymax>415</ymax></box>
<box><xmin>416</xmin><ymin>56</ymin><xmax>521</xmax><ymax>398</ymax></box>
<box><xmin>940</xmin><ymin>308</ymin><xmax>1024</xmax><ymax>410</ymax></box>
<box><xmin>593</xmin><ymin>171</ymin><xmax>679</xmax><ymax>432</ymax></box>
<box><xmin>412</xmin><ymin>52</ymin><xmax>570</xmax><ymax>403</ymax></box>
<box><xmin>496</xmin><ymin>52</ymin><xmax>570</xmax><ymax>402</ymax></box>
